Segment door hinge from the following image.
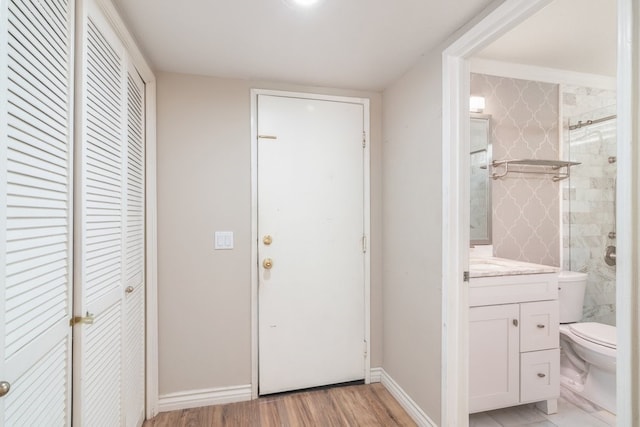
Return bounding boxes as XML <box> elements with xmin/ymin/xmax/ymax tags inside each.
<box><xmin>364</xmin><ymin>340</ymin><xmax>368</xmax><ymax>358</ymax></box>
<box><xmin>362</xmin><ymin>131</ymin><xmax>366</xmax><ymax>148</ymax></box>
<box><xmin>70</xmin><ymin>312</ymin><xmax>95</xmax><ymax>327</ymax></box>
<box><xmin>362</xmin><ymin>235</ymin><xmax>367</xmax><ymax>253</ymax></box>
<box><xmin>463</xmin><ymin>271</ymin><xmax>470</xmax><ymax>282</ymax></box>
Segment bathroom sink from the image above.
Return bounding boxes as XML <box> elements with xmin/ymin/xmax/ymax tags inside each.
<box><xmin>469</xmin><ymin>256</ymin><xmax>559</xmax><ymax>278</ymax></box>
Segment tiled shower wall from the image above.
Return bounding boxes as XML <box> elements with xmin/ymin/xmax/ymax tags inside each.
<box><xmin>562</xmin><ymin>85</ymin><xmax>617</xmax><ymax>326</ymax></box>
<box><xmin>471</xmin><ymin>74</ymin><xmax>560</xmax><ymax>266</ymax></box>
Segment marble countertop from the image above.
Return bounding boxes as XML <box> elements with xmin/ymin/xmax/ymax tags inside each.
<box><xmin>469</xmin><ymin>256</ymin><xmax>559</xmax><ymax>278</ymax></box>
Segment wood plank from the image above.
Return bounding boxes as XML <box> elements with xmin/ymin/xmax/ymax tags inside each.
<box><xmin>144</xmin><ymin>384</ymin><xmax>417</xmax><ymax>426</ymax></box>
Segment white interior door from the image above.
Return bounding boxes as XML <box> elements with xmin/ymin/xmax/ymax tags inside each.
<box><xmin>122</xmin><ymin>64</ymin><xmax>145</xmax><ymax>427</ymax></box>
<box><xmin>0</xmin><ymin>0</ymin><xmax>74</xmax><ymax>423</ymax></box>
<box><xmin>73</xmin><ymin>2</ymin><xmax>131</xmax><ymax>424</ymax></box>
<box><xmin>257</xmin><ymin>94</ymin><xmax>366</xmax><ymax>395</ymax></box>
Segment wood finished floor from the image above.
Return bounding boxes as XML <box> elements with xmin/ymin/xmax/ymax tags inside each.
<box><xmin>144</xmin><ymin>383</ymin><xmax>417</xmax><ymax>427</ymax></box>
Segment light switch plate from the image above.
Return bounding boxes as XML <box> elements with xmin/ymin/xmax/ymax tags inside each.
<box><xmin>214</xmin><ymin>231</ymin><xmax>234</xmax><ymax>250</ymax></box>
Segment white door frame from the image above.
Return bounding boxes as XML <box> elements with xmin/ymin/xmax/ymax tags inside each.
<box><xmin>250</xmin><ymin>89</ymin><xmax>371</xmax><ymax>398</ymax></box>
<box><xmin>89</xmin><ymin>0</ymin><xmax>159</xmax><ymax>419</ymax></box>
<box><xmin>441</xmin><ymin>0</ymin><xmax>638</xmax><ymax>425</ymax></box>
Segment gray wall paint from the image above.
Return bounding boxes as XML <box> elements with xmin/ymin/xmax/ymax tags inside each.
<box><xmin>156</xmin><ymin>72</ymin><xmax>383</xmax><ymax>396</ymax></box>
<box><xmin>382</xmin><ymin>49</ymin><xmax>443</xmax><ymax>425</ymax></box>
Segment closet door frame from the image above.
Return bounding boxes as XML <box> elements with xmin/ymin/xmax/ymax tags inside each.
<box><xmin>80</xmin><ymin>0</ymin><xmax>158</xmax><ymax>419</ymax></box>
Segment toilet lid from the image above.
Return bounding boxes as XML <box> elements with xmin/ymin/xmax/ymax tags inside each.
<box><xmin>569</xmin><ymin>322</ymin><xmax>616</xmax><ymax>349</ymax></box>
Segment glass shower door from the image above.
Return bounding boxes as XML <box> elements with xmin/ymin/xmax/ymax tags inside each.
<box><xmin>563</xmin><ymin>105</ymin><xmax>617</xmax><ymax>326</ymax></box>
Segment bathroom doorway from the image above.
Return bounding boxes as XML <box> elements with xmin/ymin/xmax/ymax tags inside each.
<box><xmin>441</xmin><ymin>0</ymin><xmax>637</xmax><ymax>425</ymax></box>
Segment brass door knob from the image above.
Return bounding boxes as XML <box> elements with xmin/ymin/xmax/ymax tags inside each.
<box><xmin>0</xmin><ymin>381</ymin><xmax>10</xmax><ymax>397</ymax></box>
<box><xmin>263</xmin><ymin>235</ymin><xmax>273</xmax><ymax>245</ymax></box>
<box><xmin>70</xmin><ymin>312</ymin><xmax>95</xmax><ymax>326</ymax></box>
<box><xmin>125</xmin><ymin>286</ymin><xmax>134</xmax><ymax>294</ymax></box>
<box><xmin>263</xmin><ymin>258</ymin><xmax>273</xmax><ymax>270</ymax></box>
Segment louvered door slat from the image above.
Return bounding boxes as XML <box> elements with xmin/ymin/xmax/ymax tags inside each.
<box><xmin>6</xmin><ymin>295</ymin><xmax>66</xmax><ymax>354</ymax></box>
<box><xmin>4</xmin><ymin>339</ymin><xmax>68</xmax><ymax>426</ymax></box>
<box><xmin>9</xmin><ymin>93</ymin><xmax>67</xmax><ymax>139</ymax></box>
<box><xmin>7</xmin><ymin>115</ymin><xmax>68</xmax><ymax>155</ymax></box>
<box><xmin>9</xmin><ymin>67</ymin><xmax>67</xmax><ymax>118</ymax></box>
<box><xmin>8</xmin><ymin>59</ymin><xmax>66</xmax><ymax>108</ymax></box>
<box><xmin>22</xmin><ymin>0</ymin><xmax>67</xmax><ymax>48</ymax></box>
<box><xmin>39</xmin><ymin>0</ymin><xmax>67</xmax><ymax>33</ymax></box>
<box><xmin>1</xmin><ymin>0</ymin><xmax>73</xmax><ymax>424</ymax></box>
<box><xmin>87</xmin><ymin>141</ymin><xmax>123</xmax><ymax>165</ymax></box>
<box><xmin>87</xmin><ymin>22</ymin><xmax>120</xmax><ymax>75</ymax></box>
<box><xmin>5</xmin><ymin>250</ymin><xmax>67</xmax><ymax>276</ymax></box>
<box><xmin>86</xmin><ymin>161</ymin><xmax>121</xmax><ymax>183</ymax></box>
<box><xmin>7</xmin><ymin>7</ymin><xmax>67</xmax><ymax>88</ymax></box>
<box><xmin>12</xmin><ymin>0</ymin><xmax>67</xmax><ymax>63</ymax></box>
<box><xmin>86</xmin><ymin>56</ymin><xmax>122</xmax><ymax>105</ymax></box>
<box><xmin>5</xmin><ymin>229</ymin><xmax>67</xmax><ymax>252</ymax></box>
<box><xmin>6</xmin><ymin>264</ymin><xmax>67</xmax><ymax>298</ymax></box>
<box><xmin>7</xmin><ymin>156</ymin><xmax>67</xmax><ymax>183</ymax></box>
<box><xmin>84</xmin><ymin>302</ymin><xmax>121</xmax><ymax>425</ymax></box>
<box><xmin>7</xmin><ymin>140</ymin><xmax>67</xmax><ymax>169</ymax></box>
<box><xmin>49</xmin><ymin>0</ymin><xmax>67</xmax><ymax>19</ymax></box>
<box><xmin>6</xmin><ymin>177</ymin><xmax>66</xmax><ymax>198</ymax></box>
<box><xmin>9</xmin><ymin>73</ymin><xmax>67</xmax><ymax>125</ymax></box>
<box><xmin>7</xmin><ymin>31</ymin><xmax>66</xmax><ymax>98</ymax></box>
<box><xmin>86</xmin><ymin>84</ymin><xmax>123</xmax><ymax>130</ymax></box>
<box><xmin>8</xmin><ymin>1</ymin><xmax>67</xmax><ymax>76</ymax></box>
<box><xmin>6</xmin><ymin>224</ymin><xmax>67</xmax><ymax>240</ymax></box>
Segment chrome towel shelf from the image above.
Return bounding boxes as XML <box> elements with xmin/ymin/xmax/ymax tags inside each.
<box><xmin>491</xmin><ymin>159</ymin><xmax>581</xmax><ymax>181</ymax></box>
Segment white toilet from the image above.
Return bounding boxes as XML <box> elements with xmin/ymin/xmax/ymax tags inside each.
<box><xmin>558</xmin><ymin>271</ymin><xmax>616</xmax><ymax>414</ymax></box>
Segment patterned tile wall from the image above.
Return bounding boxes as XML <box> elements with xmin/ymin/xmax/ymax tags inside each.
<box><xmin>562</xmin><ymin>85</ymin><xmax>617</xmax><ymax>326</ymax></box>
<box><xmin>471</xmin><ymin>74</ymin><xmax>560</xmax><ymax>266</ymax></box>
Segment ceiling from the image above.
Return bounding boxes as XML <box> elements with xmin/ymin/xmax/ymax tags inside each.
<box><xmin>112</xmin><ymin>0</ymin><xmax>495</xmax><ymax>91</ymax></box>
<box><xmin>113</xmin><ymin>0</ymin><xmax>616</xmax><ymax>92</ymax></box>
<box><xmin>477</xmin><ymin>0</ymin><xmax>616</xmax><ymax>77</ymax></box>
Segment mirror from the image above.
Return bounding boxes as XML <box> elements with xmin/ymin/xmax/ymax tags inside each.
<box><xmin>470</xmin><ymin>115</ymin><xmax>492</xmax><ymax>245</ymax></box>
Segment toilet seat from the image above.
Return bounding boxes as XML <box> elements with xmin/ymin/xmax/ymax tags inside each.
<box><xmin>568</xmin><ymin>322</ymin><xmax>616</xmax><ymax>350</ymax></box>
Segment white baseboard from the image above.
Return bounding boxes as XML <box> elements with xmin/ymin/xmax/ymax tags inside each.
<box><xmin>157</xmin><ymin>384</ymin><xmax>252</xmax><ymax>413</ymax></box>
<box><xmin>370</xmin><ymin>367</ymin><xmax>383</xmax><ymax>383</ymax></box>
<box><xmin>380</xmin><ymin>369</ymin><xmax>437</xmax><ymax>427</ymax></box>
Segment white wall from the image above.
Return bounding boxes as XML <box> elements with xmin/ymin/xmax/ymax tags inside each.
<box><xmin>156</xmin><ymin>72</ymin><xmax>383</xmax><ymax>396</ymax></box>
<box><xmin>382</xmin><ymin>48</ymin><xmax>444</xmax><ymax>425</ymax></box>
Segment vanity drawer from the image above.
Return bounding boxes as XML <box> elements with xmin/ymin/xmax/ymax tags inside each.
<box><xmin>469</xmin><ymin>273</ymin><xmax>558</xmax><ymax>306</ymax></box>
<box><xmin>520</xmin><ymin>349</ymin><xmax>559</xmax><ymax>403</ymax></box>
<box><xmin>520</xmin><ymin>300</ymin><xmax>559</xmax><ymax>352</ymax></box>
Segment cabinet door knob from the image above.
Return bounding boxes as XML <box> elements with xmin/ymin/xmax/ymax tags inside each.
<box><xmin>537</xmin><ymin>373</ymin><xmax>546</xmax><ymax>378</ymax></box>
<box><xmin>512</xmin><ymin>319</ymin><xmax>518</xmax><ymax>327</ymax></box>
<box><xmin>537</xmin><ymin>324</ymin><xmax>545</xmax><ymax>329</ymax></box>
<box><xmin>0</xmin><ymin>381</ymin><xmax>10</xmax><ymax>397</ymax></box>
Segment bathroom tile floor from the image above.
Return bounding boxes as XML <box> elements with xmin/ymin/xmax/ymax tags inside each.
<box><xmin>470</xmin><ymin>395</ymin><xmax>615</xmax><ymax>427</ymax></box>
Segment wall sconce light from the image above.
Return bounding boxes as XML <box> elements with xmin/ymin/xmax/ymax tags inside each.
<box><xmin>470</xmin><ymin>96</ymin><xmax>485</xmax><ymax>113</ymax></box>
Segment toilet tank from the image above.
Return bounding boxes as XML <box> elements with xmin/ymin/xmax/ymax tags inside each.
<box><xmin>558</xmin><ymin>271</ymin><xmax>587</xmax><ymax>323</ymax></box>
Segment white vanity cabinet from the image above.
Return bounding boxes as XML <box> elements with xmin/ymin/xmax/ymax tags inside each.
<box><xmin>469</xmin><ymin>272</ymin><xmax>560</xmax><ymax>414</ymax></box>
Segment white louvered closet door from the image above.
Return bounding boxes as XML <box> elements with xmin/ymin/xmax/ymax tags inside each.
<box><xmin>73</xmin><ymin>1</ymin><xmax>129</xmax><ymax>425</ymax></box>
<box><xmin>0</xmin><ymin>0</ymin><xmax>74</xmax><ymax>424</ymax></box>
<box><xmin>123</xmin><ymin>63</ymin><xmax>145</xmax><ymax>427</ymax></box>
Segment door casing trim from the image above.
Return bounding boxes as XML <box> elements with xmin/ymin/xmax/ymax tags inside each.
<box><xmin>250</xmin><ymin>89</ymin><xmax>371</xmax><ymax>398</ymax></box>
